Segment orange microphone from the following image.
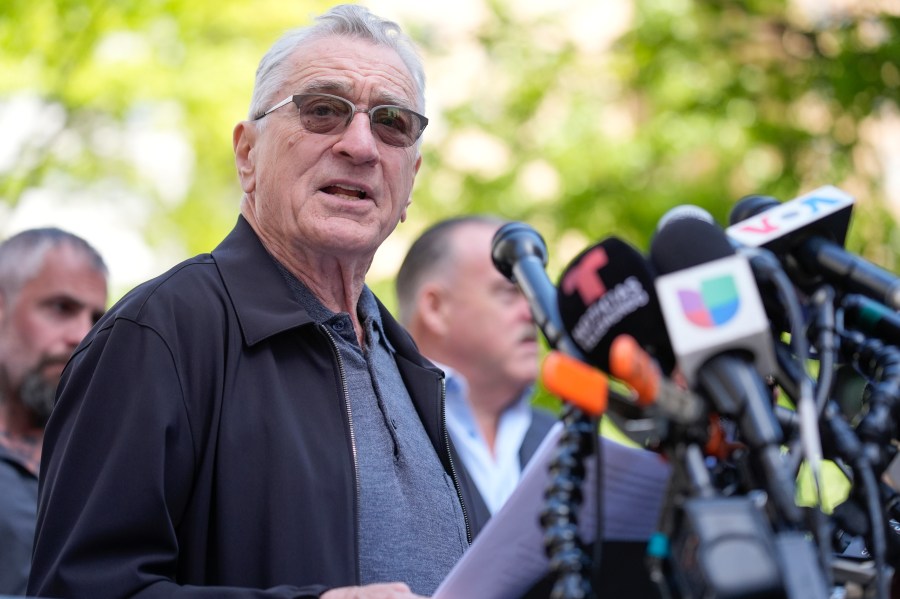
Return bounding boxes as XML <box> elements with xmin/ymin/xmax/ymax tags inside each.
<box><xmin>541</xmin><ymin>350</ymin><xmax>609</xmax><ymax>417</ymax></box>
<box><xmin>609</xmin><ymin>334</ymin><xmax>705</xmax><ymax>425</ymax></box>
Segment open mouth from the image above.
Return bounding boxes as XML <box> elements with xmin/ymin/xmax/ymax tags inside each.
<box><xmin>321</xmin><ymin>185</ymin><xmax>368</xmax><ymax>200</ymax></box>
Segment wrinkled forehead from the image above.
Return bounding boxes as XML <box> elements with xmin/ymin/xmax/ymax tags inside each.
<box><xmin>285</xmin><ymin>36</ymin><xmax>420</xmax><ymax>109</ymax></box>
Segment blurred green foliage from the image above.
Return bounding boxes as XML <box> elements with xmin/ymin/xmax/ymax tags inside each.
<box><xmin>2</xmin><ymin>0</ymin><xmax>899</xmax><ymax>293</ymax></box>
<box><xmin>411</xmin><ymin>0</ymin><xmax>900</xmax><ymax>270</ymax></box>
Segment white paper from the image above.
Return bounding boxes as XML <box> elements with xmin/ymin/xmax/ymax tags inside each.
<box><xmin>434</xmin><ymin>423</ymin><xmax>671</xmax><ymax>599</ymax></box>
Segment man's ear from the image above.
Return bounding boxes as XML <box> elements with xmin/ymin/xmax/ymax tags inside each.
<box><xmin>233</xmin><ymin>121</ymin><xmax>257</xmax><ymax>194</ymax></box>
<box><xmin>417</xmin><ymin>282</ymin><xmax>451</xmax><ymax>337</ymax></box>
<box><xmin>400</xmin><ymin>154</ymin><xmax>422</xmax><ymax>224</ymax></box>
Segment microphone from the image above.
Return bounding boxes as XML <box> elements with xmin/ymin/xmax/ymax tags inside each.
<box><xmin>491</xmin><ymin>222</ymin><xmax>579</xmax><ymax>357</ymax></box>
<box><xmin>492</xmin><ymin>222</ymin><xmax>646</xmax><ymax>422</ymax></box>
<box><xmin>650</xmin><ymin>218</ymin><xmax>777</xmax><ymax>384</ymax></box>
<box><xmin>541</xmin><ymin>335</ymin><xmax>707</xmax><ymax>426</ymax></box>
<box><xmin>841</xmin><ymin>293</ymin><xmax>900</xmax><ymax>347</ymax></box>
<box><xmin>556</xmin><ymin>236</ymin><xmax>675</xmax><ymax>376</ymax></box>
<box><xmin>650</xmin><ymin>217</ymin><xmax>801</xmax><ymax>524</ymax></box>
<box><xmin>541</xmin><ymin>350</ymin><xmax>609</xmax><ymax>417</ymax></box>
<box><xmin>608</xmin><ymin>334</ymin><xmax>705</xmax><ymax>425</ymax></box>
<box><xmin>656</xmin><ymin>204</ymin><xmax>718</xmax><ymax>232</ymax></box>
<box><xmin>726</xmin><ymin>186</ymin><xmax>900</xmax><ymax>310</ymax></box>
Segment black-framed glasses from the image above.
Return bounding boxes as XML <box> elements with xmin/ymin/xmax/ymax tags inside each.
<box><xmin>254</xmin><ymin>93</ymin><xmax>428</xmax><ymax>148</ymax></box>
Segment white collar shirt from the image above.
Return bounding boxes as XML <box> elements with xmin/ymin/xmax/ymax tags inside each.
<box><xmin>440</xmin><ymin>363</ymin><xmax>533</xmax><ymax>515</ymax></box>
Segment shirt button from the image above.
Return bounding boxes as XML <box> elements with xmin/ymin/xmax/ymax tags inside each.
<box><xmin>332</xmin><ymin>320</ymin><xmax>345</xmax><ymax>331</ymax></box>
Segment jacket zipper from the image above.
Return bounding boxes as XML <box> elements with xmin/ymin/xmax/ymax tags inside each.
<box><xmin>440</xmin><ymin>377</ymin><xmax>472</xmax><ymax>544</ymax></box>
<box><xmin>321</xmin><ymin>325</ymin><xmax>360</xmax><ymax>583</ymax></box>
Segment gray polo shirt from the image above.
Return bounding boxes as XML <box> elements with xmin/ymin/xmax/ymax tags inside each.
<box><xmin>280</xmin><ymin>268</ymin><xmax>467</xmax><ymax>595</ymax></box>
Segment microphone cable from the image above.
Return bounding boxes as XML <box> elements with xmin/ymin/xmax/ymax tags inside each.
<box><xmin>836</xmin><ymin>329</ymin><xmax>897</xmax><ymax>599</ymax></box>
<box><xmin>742</xmin><ymin>247</ymin><xmax>825</xmax><ymax>499</ymax></box>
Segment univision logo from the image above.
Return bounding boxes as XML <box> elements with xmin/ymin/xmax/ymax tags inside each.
<box><xmin>676</xmin><ymin>275</ymin><xmax>739</xmax><ymax>328</ymax></box>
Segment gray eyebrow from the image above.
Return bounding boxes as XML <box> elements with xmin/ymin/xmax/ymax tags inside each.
<box><xmin>299</xmin><ymin>80</ymin><xmax>411</xmax><ymax>109</ymax></box>
<box><xmin>300</xmin><ymin>79</ymin><xmax>352</xmax><ymax>95</ymax></box>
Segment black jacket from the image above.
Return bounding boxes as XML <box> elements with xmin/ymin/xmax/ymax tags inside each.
<box><xmin>29</xmin><ymin>217</ymin><xmax>477</xmax><ymax>599</ymax></box>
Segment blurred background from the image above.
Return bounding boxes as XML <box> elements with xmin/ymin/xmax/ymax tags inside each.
<box><xmin>2</xmin><ymin>0</ymin><xmax>899</xmax><ymax>306</ymax></box>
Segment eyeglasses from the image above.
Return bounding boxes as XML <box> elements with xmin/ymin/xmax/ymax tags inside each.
<box><xmin>254</xmin><ymin>93</ymin><xmax>428</xmax><ymax>148</ymax></box>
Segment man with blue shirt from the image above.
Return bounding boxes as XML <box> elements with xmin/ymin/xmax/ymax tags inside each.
<box><xmin>396</xmin><ymin>216</ymin><xmax>557</xmax><ymax>522</ymax></box>
<box><xmin>398</xmin><ymin>217</ymin><xmax>672</xmax><ymax>599</ymax></box>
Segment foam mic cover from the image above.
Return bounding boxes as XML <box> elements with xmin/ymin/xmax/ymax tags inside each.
<box><xmin>651</xmin><ymin>217</ymin><xmax>736</xmax><ymax>274</ymax></box>
<box><xmin>656</xmin><ymin>204</ymin><xmax>717</xmax><ymax>232</ymax></box>
<box><xmin>728</xmin><ymin>195</ymin><xmax>780</xmax><ymax>227</ymax></box>
<box><xmin>557</xmin><ymin>237</ymin><xmax>675</xmax><ymax>376</ymax></box>
<box><xmin>491</xmin><ymin>221</ymin><xmax>548</xmax><ymax>281</ymax></box>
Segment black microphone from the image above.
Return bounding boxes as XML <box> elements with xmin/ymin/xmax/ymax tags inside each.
<box><xmin>651</xmin><ymin>217</ymin><xmax>777</xmax><ymax>383</ymax></box>
<box><xmin>658</xmin><ymin>203</ymin><xmax>797</xmax><ymax>335</ymax></box>
<box><xmin>492</xmin><ymin>223</ymin><xmax>647</xmax><ymax>424</ymax></box>
<box><xmin>650</xmin><ymin>217</ymin><xmax>801</xmax><ymax>524</ymax></box>
<box><xmin>556</xmin><ymin>236</ymin><xmax>675</xmax><ymax>375</ymax></box>
<box><xmin>728</xmin><ymin>194</ymin><xmax>781</xmax><ymax>225</ymax></box>
<box><xmin>656</xmin><ymin>204</ymin><xmax>719</xmax><ymax>233</ymax></box>
<box><xmin>493</xmin><ymin>223</ymin><xmax>617</xmax><ymax>598</ymax></box>
<box><xmin>841</xmin><ymin>293</ymin><xmax>900</xmax><ymax>347</ymax></box>
<box><xmin>726</xmin><ymin>186</ymin><xmax>900</xmax><ymax>310</ymax></box>
<box><xmin>555</xmin><ymin>237</ymin><xmax>707</xmax><ymax>428</ymax></box>
<box><xmin>491</xmin><ymin>222</ymin><xmax>581</xmax><ymax>358</ymax></box>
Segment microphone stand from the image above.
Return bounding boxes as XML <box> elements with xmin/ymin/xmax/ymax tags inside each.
<box><xmin>538</xmin><ymin>403</ymin><xmax>598</xmax><ymax>599</ymax></box>
<box><xmin>491</xmin><ymin>222</ymin><xmax>606</xmax><ymax>597</ymax></box>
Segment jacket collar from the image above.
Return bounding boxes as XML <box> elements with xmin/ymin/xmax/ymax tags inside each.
<box><xmin>211</xmin><ymin>216</ymin><xmax>315</xmax><ymax>346</ymax></box>
<box><xmin>211</xmin><ymin>215</ymin><xmax>443</xmax><ymax>383</ymax></box>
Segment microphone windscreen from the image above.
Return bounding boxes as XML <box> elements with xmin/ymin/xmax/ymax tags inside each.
<box><xmin>650</xmin><ymin>217</ymin><xmax>735</xmax><ymax>275</ymax></box>
<box><xmin>491</xmin><ymin>222</ymin><xmax>548</xmax><ymax>282</ymax></box>
<box><xmin>656</xmin><ymin>204</ymin><xmax>716</xmax><ymax>232</ymax></box>
<box><xmin>557</xmin><ymin>237</ymin><xmax>675</xmax><ymax>375</ymax></box>
<box><xmin>728</xmin><ymin>195</ymin><xmax>780</xmax><ymax>226</ymax></box>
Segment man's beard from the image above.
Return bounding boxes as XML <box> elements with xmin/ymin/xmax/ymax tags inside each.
<box><xmin>20</xmin><ymin>364</ymin><xmax>64</xmax><ymax>428</ymax></box>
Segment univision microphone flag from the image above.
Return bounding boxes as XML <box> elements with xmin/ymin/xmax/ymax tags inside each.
<box><xmin>654</xmin><ymin>254</ymin><xmax>776</xmax><ymax>384</ymax></box>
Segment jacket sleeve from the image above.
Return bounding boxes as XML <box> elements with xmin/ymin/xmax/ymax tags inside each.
<box><xmin>28</xmin><ymin>318</ymin><xmax>326</xmax><ymax>599</ymax></box>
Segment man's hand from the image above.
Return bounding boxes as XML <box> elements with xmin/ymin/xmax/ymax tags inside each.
<box><xmin>321</xmin><ymin>582</ymin><xmax>428</xmax><ymax>599</ymax></box>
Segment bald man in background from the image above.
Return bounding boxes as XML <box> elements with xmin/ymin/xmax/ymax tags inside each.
<box><xmin>396</xmin><ymin>215</ymin><xmax>557</xmax><ymax>524</ymax></box>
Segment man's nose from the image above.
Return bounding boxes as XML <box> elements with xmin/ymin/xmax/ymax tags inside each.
<box><xmin>515</xmin><ymin>295</ymin><xmax>535</xmax><ymax>322</ymax></box>
<box><xmin>333</xmin><ymin>113</ymin><xmax>380</xmax><ymax>163</ymax></box>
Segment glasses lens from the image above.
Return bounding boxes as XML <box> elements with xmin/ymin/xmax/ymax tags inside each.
<box><xmin>371</xmin><ymin>106</ymin><xmax>421</xmax><ymax>147</ymax></box>
<box><xmin>291</xmin><ymin>94</ymin><xmax>424</xmax><ymax>147</ymax></box>
<box><xmin>294</xmin><ymin>95</ymin><xmax>352</xmax><ymax>134</ymax></box>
